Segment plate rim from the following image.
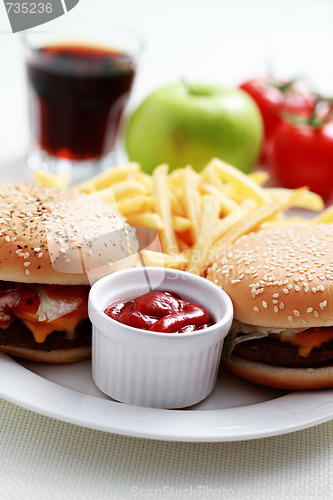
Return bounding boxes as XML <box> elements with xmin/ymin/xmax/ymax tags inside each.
<box><xmin>1</xmin><ymin>353</ymin><xmax>333</xmax><ymax>442</ymax></box>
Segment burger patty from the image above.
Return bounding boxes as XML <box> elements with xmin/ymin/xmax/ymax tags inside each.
<box><xmin>234</xmin><ymin>336</ymin><xmax>333</xmax><ymax>368</ymax></box>
<box><xmin>0</xmin><ymin>319</ymin><xmax>91</xmax><ymax>352</ymax></box>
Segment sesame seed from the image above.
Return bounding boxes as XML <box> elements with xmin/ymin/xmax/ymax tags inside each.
<box><xmin>279</xmin><ymin>302</ymin><xmax>285</xmax><ymax>309</ymax></box>
<box><xmin>307</xmin><ymin>308</ymin><xmax>313</xmax><ymax>313</ymax></box>
<box><xmin>23</xmin><ymin>262</ymin><xmax>31</xmax><ymax>267</ymax></box>
<box><xmin>253</xmin><ymin>306</ymin><xmax>259</xmax><ymax>312</ymax></box>
<box><xmin>288</xmin><ymin>316</ymin><xmax>293</xmax><ymax>322</ymax></box>
<box><xmin>274</xmin><ymin>306</ymin><xmax>279</xmax><ymax>313</ymax></box>
<box><xmin>25</xmin><ymin>269</ymin><xmax>30</xmax><ymax>276</ymax></box>
<box><xmin>314</xmin><ymin>311</ymin><xmax>319</xmax><ymax>318</ymax></box>
<box><xmin>38</xmin><ymin>253</ymin><xmax>43</xmax><ymax>258</ymax></box>
<box><xmin>272</xmin><ymin>299</ymin><xmax>278</xmax><ymax>304</ymax></box>
<box><xmin>4</xmin><ymin>236</ymin><xmax>10</xmax><ymax>242</ymax></box>
<box><xmin>320</xmin><ymin>300</ymin><xmax>327</xmax><ymax>310</ymax></box>
<box><xmin>294</xmin><ymin>310</ymin><xmax>300</xmax><ymax>317</ymax></box>
<box><xmin>273</xmin><ymin>293</ymin><xmax>279</xmax><ymax>298</ymax></box>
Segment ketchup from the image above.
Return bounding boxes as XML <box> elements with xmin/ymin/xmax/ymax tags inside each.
<box><xmin>104</xmin><ymin>291</ymin><xmax>212</xmax><ymax>333</ymax></box>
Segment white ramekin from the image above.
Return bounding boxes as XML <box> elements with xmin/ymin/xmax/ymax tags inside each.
<box><xmin>88</xmin><ymin>266</ymin><xmax>233</xmax><ymax>409</ymax></box>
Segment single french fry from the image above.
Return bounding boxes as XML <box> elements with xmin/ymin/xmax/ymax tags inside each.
<box><xmin>249</xmin><ymin>170</ymin><xmax>270</xmax><ymax>185</ymax></box>
<box><xmin>168</xmin><ymin>168</ymin><xmax>185</xmax><ymax>185</ymax></box>
<box><xmin>89</xmin><ymin>180</ymin><xmax>147</xmax><ymax>204</ymax></box>
<box><xmin>34</xmin><ymin>170</ymin><xmax>70</xmax><ymax>189</ymax></box>
<box><xmin>140</xmin><ymin>249</ymin><xmax>190</xmax><ymax>269</ymax></box>
<box><xmin>169</xmin><ymin>191</ymin><xmax>185</xmax><ymax>217</ymax></box>
<box><xmin>134</xmin><ymin>171</ymin><xmax>153</xmax><ymax>191</ymax></box>
<box><xmin>210</xmin><ymin>192</ymin><xmax>300</xmax><ymax>258</ymax></box>
<box><xmin>173</xmin><ymin>215</ymin><xmax>192</xmax><ymax>233</ymax></box>
<box><xmin>209</xmin><ymin>158</ymin><xmax>271</xmax><ymax>204</ymax></box>
<box><xmin>200</xmin><ymin>164</ymin><xmax>225</xmax><ymax>190</ymax></box>
<box><xmin>153</xmin><ymin>164</ymin><xmax>179</xmax><ymax>254</ymax></box>
<box><xmin>90</xmin><ymin>187</ymin><xmax>117</xmax><ymax>205</ymax></box>
<box><xmin>76</xmin><ymin>162</ymin><xmax>140</xmax><ymax>193</ymax></box>
<box><xmin>110</xmin><ymin>179</ymin><xmax>148</xmax><ymax>200</ymax></box>
<box><xmin>186</xmin><ymin>195</ymin><xmax>221</xmax><ymax>275</ymax></box>
<box><xmin>182</xmin><ymin>165</ymin><xmax>201</xmax><ymax>242</ymax></box>
<box><xmin>311</xmin><ymin>205</ymin><xmax>333</xmax><ymax>224</ymax></box>
<box><xmin>212</xmin><ymin>198</ymin><xmax>258</xmax><ymax>244</ymax></box>
<box><xmin>116</xmin><ymin>196</ymin><xmax>155</xmax><ymax>216</ymax></box>
<box><xmin>200</xmin><ymin>182</ymin><xmax>238</xmax><ymax>214</ymax></box>
<box><xmin>259</xmin><ymin>217</ymin><xmax>308</xmax><ymax>229</ymax></box>
<box><xmin>266</xmin><ymin>187</ymin><xmax>324</xmax><ymax>212</ymax></box>
<box><xmin>127</xmin><ymin>213</ymin><xmax>164</xmax><ymax>231</ymax></box>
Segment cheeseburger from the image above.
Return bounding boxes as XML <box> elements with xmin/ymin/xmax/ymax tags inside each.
<box><xmin>207</xmin><ymin>224</ymin><xmax>333</xmax><ymax>390</ymax></box>
<box><xmin>0</xmin><ymin>184</ymin><xmax>136</xmax><ymax>363</ymax></box>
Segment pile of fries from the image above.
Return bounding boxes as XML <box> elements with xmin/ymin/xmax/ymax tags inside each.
<box><xmin>35</xmin><ymin>158</ymin><xmax>333</xmax><ymax>276</ymax></box>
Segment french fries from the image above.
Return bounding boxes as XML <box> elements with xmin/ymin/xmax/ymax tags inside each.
<box><xmin>152</xmin><ymin>164</ymin><xmax>179</xmax><ymax>255</ymax></box>
<box><xmin>186</xmin><ymin>195</ymin><xmax>220</xmax><ymax>275</ymax></box>
<box><xmin>35</xmin><ymin>157</ymin><xmax>330</xmax><ymax>275</ymax></box>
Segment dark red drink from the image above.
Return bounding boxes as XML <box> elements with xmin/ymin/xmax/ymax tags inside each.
<box><xmin>27</xmin><ymin>44</ymin><xmax>136</xmax><ymax>161</ymax></box>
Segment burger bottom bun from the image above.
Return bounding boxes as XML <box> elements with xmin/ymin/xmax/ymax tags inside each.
<box><xmin>0</xmin><ymin>344</ymin><xmax>91</xmax><ymax>363</ymax></box>
<box><xmin>225</xmin><ymin>354</ymin><xmax>333</xmax><ymax>391</ymax></box>
<box><xmin>0</xmin><ymin>319</ymin><xmax>92</xmax><ymax>363</ymax></box>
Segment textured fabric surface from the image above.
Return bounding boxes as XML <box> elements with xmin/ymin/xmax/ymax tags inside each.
<box><xmin>0</xmin><ymin>398</ymin><xmax>333</xmax><ymax>500</ymax></box>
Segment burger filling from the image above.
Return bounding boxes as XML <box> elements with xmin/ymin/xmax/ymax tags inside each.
<box><xmin>0</xmin><ymin>281</ymin><xmax>89</xmax><ymax>344</ymax></box>
<box><xmin>224</xmin><ymin>320</ymin><xmax>333</xmax><ymax>368</ymax></box>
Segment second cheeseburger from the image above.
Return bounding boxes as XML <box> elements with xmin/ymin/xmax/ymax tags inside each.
<box><xmin>0</xmin><ymin>184</ymin><xmax>137</xmax><ymax>363</ymax></box>
<box><xmin>206</xmin><ymin>223</ymin><xmax>333</xmax><ymax>390</ymax></box>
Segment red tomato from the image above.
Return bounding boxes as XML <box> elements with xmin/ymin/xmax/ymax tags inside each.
<box><xmin>268</xmin><ymin>119</ymin><xmax>333</xmax><ymax>200</ymax></box>
<box><xmin>12</xmin><ymin>285</ymin><xmax>40</xmax><ymax>316</ymax></box>
<box><xmin>239</xmin><ymin>78</ymin><xmax>315</xmax><ymax>161</ymax></box>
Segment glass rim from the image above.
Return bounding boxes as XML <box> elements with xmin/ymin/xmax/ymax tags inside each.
<box><xmin>20</xmin><ymin>22</ymin><xmax>145</xmax><ymax>58</ymax></box>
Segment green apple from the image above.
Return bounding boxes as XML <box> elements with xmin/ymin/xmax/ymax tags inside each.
<box><xmin>125</xmin><ymin>82</ymin><xmax>263</xmax><ymax>174</ymax></box>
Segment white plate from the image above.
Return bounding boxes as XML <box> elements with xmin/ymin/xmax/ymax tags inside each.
<box><xmin>1</xmin><ymin>353</ymin><xmax>333</xmax><ymax>442</ymax></box>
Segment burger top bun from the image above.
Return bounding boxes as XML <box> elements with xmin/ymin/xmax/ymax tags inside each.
<box><xmin>0</xmin><ymin>184</ymin><xmax>137</xmax><ymax>285</ymax></box>
<box><xmin>206</xmin><ymin>224</ymin><xmax>333</xmax><ymax>329</ymax></box>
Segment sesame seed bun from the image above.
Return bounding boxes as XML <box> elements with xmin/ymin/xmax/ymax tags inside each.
<box><xmin>0</xmin><ymin>184</ymin><xmax>138</xmax><ymax>363</ymax></box>
<box><xmin>207</xmin><ymin>224</ymin><xmax>333</xmax><ymax>329</ymax></box>
<box><xmin>206</xmin><ymin>224</ymin><xmax>333</xmax><ymax>390</ymax></box>
<box><xmin>0</xmin><ymin>184</ymin><xmax>137</xmax><ymax>285</ymax></box>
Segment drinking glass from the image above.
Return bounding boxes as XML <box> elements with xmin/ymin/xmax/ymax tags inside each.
<box><xmin>22</xmin><ymin>22</ymin><xmax>142</xmax><ymax>183</ymax></box>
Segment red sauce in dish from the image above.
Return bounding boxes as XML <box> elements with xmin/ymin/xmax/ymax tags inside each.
<box><xmin>104</xmin><ymin>291</ymin><xmax>212</xmax><ymax>333</ymax></box>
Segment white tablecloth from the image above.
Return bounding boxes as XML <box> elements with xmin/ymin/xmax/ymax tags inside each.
<box><xmin>1</xmin><ymin>396</ymin><xmax>333</xmax><ymax>500</ymax></box>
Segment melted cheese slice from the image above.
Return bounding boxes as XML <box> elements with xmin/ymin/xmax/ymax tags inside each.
<box><xmin>280</xmin><ymin>328</ymin><xmax>333</xmax><ymax>357</ymax></box>
<box><xmin>15</xmin><ymin>310</ymin><xmax>87</xmax><ymax>344</ymax></box>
